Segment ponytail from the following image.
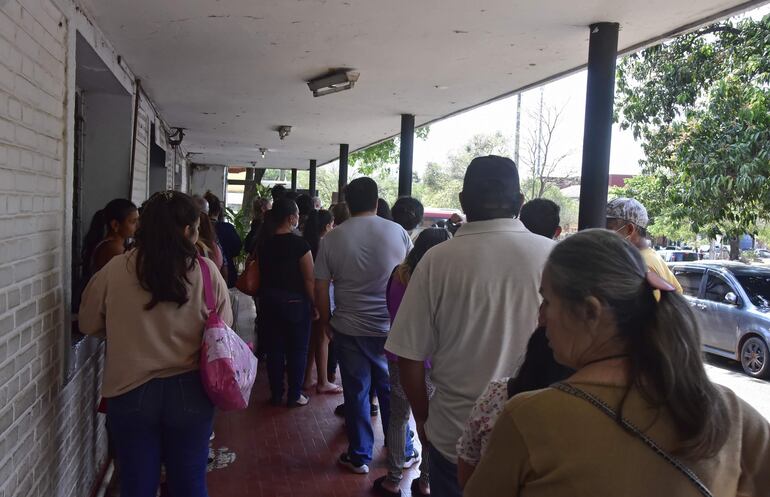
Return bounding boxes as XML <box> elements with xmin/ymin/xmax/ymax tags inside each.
<box><xmin>634</xmin><ymin>290</ymin><xmax>729</xmax><ymax>458</ymax></box>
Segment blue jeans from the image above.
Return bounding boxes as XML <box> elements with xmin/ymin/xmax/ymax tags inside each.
<box><xmin>260</xmin><ymin>288</ymin><xmax>312</xmax><ymax>403</ymax></box>
<box><xmin>334</xmin><ymin>332</ymin><xmax>393</xmax><ymax>465</ymax></box>
<box><xmin>107</xmin><ymin>371</ymin><xmax>214</xmax><ymax>497</ymax></box>
<box><xmin>428</xmin><ymin>443</ymin><xmax>462</xmax><ymax>497</ymax></box>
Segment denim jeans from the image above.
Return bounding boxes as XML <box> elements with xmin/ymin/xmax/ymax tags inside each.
<box><xmin>107</xmin><ymin>371</ymin><xmax>214</xmax><ymax>497</ymax></box>
<box><xmin>260</xmin><ymin>288</ymin><xmax>312</xmax><ymax>403</ymax></box>
<box><xmin>428</xmin><ymin>443</ymin><xmax>462</xmax><ymax>497</ymax></box>
<box><xmin>334</xmin><ymin>331</ymin><xmax>391</xmax><ymax>465</ymax></box>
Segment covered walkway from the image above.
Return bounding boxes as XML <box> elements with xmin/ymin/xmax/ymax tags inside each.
<box><xmin>205</xmin><ymin>296</ymin><xmax>421</xmax><ymax>497</ymax></box>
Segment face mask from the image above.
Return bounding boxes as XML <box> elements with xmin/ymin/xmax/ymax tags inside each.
<box><xmin>614</xmin><ymin>225</ymin><xmax>631</xmax><ymax>241</ymax></box>
<box><xmin>292</xmin><ymin>216</ymin><xmax>299</xmax><ymax>230</ymax></box>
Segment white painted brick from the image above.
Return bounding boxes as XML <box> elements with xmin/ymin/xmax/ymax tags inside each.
<box><xmin>0</xmin><ymin>117</ymin><xmax>13</xmax><ymax>142</ymax></box>
<box><xmin>0</xmin><ymin>11</ymin><xmax>16</xmax><ymax>45</ymax></box>
<box><xmin>7</xmin><ymin>99</ymin><xmax>21</xmax><ymax>120</ymax></box>
<box><xmin>0</xmin><ymin>63</ymin><xmax>14</xmax><ymax>94</ymax></box>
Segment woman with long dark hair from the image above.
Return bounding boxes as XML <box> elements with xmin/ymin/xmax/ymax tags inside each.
<box><xmin>204</xmin><ymin>191</ymin><xmax>241</xmax><ymax>287</ymax></box>
<box><xmin>81</xmin><ymin>198</ymin><xmax>138</xmax><ymax>280</ymax></box>
<box><xmin>259</xmin><ymin>197</ymin><xmax>317</xmax><ymax>407</ymax></box>
<box><xmin>301</xmin><ymin>209</ymin><xmax>341</xmax><ymax>394</ymax></box>
<box><xmin>375</xmin><ymin>228</ymin><xmax>451</xmax><ymax>497</ymax></box>
<box><xmin>465</xmin><ymin>229</ymin><xmax>770</xmax><ymax>497</ymax></box>
<box><xmin>79</xmin><ymin>191</ymin><xmax>232</xmax><ymax>497</ymax></box>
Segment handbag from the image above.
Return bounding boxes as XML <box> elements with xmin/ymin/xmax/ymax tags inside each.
<box><xmin>199</xmin><ymin>256</ymin><xmax>257</xmax><ymax>410</ymax></box>
<box><xmin>552</xmin><ymin>382</ymin><xmax>713</xmax><ymax>497</ymax></box>
<box><xmin>235</xmin><ymin>254</ymin><xmax>260</xmax><ymax>296</ymax></box>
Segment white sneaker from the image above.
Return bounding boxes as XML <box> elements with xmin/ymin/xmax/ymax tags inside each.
<box><xmin>403</xmin><ymin>450</ymin><xmax>420</xmax><ymax>469</ymax></box>
<box><xmin>338</xmin><ymin>453</ymin><xmax>369</xmax><ymax>474</ymax></box>
<box><xmin>288</xmin><ymin>393</ymin><xmax>310</xmax><ymax>407</ymax></box>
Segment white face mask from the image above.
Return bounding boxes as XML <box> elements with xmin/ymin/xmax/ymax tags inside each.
<box><xmin>614</xmin><ymin>225</ymin><xmax>631</xmax><ymax>241</ymax></box>
<box><xmin>291</xmin><ymin>215</ymin><xmax>299</xmax><ymax>230</ymax></box>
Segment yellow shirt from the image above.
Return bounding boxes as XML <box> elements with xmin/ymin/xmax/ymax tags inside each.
<box><xmin>79</xmin><ymin>251</ymin><xmax>233</xmax><ymax>397</ymax></box>
<box><xmin>465</xmin><ymin>383</ymin><xmax>770</xmax><ymax>497</ymax></box>
<box><xmin>642</xmin><ymin>247</ymin><xmax>683</xmax><ymax>293</ymax></box>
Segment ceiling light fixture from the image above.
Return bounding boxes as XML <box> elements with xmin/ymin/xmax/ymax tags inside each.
<box><xmin>277</xmin><ymin>126</ymin><xmax>292</xmax><ymax>140</ymax></box>
<box><xmin>259</xmin><ymin>147</ymin><xmax>268</xmax><ymax>158</ymax></box>
<box><xmin>307</xmin><ymin>69</ymin><xmax>359</xmax><ymax>97</ymax></box>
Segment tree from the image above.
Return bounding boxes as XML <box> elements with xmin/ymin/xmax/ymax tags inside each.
<box><xmin>415</xmin><ymin>132</ymin><xmax>511</xmax><ymax>209</ymax></box>
<box><xmin>615</xmin><ymin>15</ymin><xmax>770</xmax><ymax>258</ymax></box>
<box><xmin>240</xmin><ymin>166</ymin><xmax>267</xmax><ymax>218</ymax></box>
<box><xmin>350</xmin><ymin>126</ymin><xmax>430</xmax><ymax>175</ymax></box>
<box><xmin>521</xmin><ymin>104</ymin><xmax>573</xmax><ymax>200</ymax></box>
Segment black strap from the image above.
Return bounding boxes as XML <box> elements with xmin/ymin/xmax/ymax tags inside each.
<box><xmin>506</xmin><ymin>376</ymin><xmax>518</xmax><ymax>399</ymax></box>
<box><xmin>552</xmin><ymin>382</ymin><xmax>713</xmax><ymax>497</ymax></box>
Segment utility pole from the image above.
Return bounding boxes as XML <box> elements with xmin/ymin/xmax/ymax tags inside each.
<box><xmin>514</xmin><ymin>93</ymin><xmax>521</xmax><ymax>167</ymax></box>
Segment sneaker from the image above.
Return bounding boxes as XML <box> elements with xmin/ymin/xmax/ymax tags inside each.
<box><xmin>402</xmin><ymin>450</ymin><xmax>420</xmax><ymax>469</ymax></box>
<box><xmin>288</xmin><ymin>393</ymin><xmax>310</xmax><ymax>408</ymax></box>
<box><xmin>338</xmin><ymin>453</ymin><xmax>369</xmax><ymax>474</ymax></box>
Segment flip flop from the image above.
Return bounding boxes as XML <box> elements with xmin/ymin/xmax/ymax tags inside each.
<box><xmin>373</xmin><ymin>476</ymin><xmax>401</xmax><ymax>497</ymax></box>
<box><xmin>411</xmin><ymin>479</ymin><xmax>430</xmax><ymax>496</ymax></box>
<box><xmin>317</xmin><ymin>384</ymin><xmax>343</xmax><ymax>394</ymax></box>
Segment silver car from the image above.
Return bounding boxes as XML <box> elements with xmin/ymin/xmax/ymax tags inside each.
<box><xmin>670</xmin><ymin>261</ymin><xmax>770</xmax><ymax>379</ymax></box>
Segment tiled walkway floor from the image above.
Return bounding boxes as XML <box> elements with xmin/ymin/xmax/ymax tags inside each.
<box><xmin>207</xmin><ymin>293</ymin><xmax>422</xmax><ymax>497</ymax></box>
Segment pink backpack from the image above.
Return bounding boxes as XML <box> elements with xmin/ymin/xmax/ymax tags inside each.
<box><xmin>198</xmin><ymin>257</ymin><xmax>257</xmax><ymax>410</ymax></box>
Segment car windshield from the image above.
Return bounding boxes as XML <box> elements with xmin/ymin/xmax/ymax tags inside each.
<box><xmin>735</xmin><ymin>274</ymin><xmax>770</xmax><ymax>308</ymax></box>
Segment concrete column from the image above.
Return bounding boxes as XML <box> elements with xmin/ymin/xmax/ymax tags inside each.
<box><xmin>291</xmin><ymin>168</ymin><xmax>297</xmax><ymax>191</ymax></box>
<box><xmin>398</xmin><ymin>114</ymin><xmax>415</xmax><ymax>197</ymax></box>
<box><xmin>338</xmin><ymin>144</ymin><xmax>349</xmax><ymax>201</ymax></box>
<box><xmin>578</xmin><ymin>22</ymin><xmax>620</xmax><ymax>230</ymax></box>
<box><xmin>309</xmin><ymin>159</ymin><xmax>317</xmax><ymax>197</ymax></box>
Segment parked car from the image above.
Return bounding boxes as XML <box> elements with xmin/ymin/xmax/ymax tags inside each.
<box><xmin>659</xmin><ymin>250</ymin><xmax>699</xmax><ymax>262</ymax></box>
<box><xmin>669</xmin><ymin>261</ymin><xmax>770</xmax><ymax>379</ymax></box>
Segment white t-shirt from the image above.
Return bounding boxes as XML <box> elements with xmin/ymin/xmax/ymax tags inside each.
<box><xmin>385</xmin><ymin>218</ymin><xmax>554</xmax><ymax>462</ymax></box>
<box><xmin>315</xmin><ymin>215</ymin><xmax>412</xmax><ymax>337</ymax></box>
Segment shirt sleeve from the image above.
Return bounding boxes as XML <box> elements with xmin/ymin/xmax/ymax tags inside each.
<box><xmin>737</xmin><ymin>397</ymin><xmax>770</xmax><ymax>496</ymax></box>
<box><xmin>78</xmin><ymin>267</ymin><xmax>108</xmax><ymax>337</ymax></box>
<box><xmin>457</xmin><ymin>379</ymin><xmax>510</xmax><ymax>466</ymax></box>
<box><xmin>385</xmin><ymin>262</ymin><xmax>434</xmax><ymax>361</ymax></box>
<box><xmin>314</xmin><ymin>236</ymin><xmax>332</xmax><ymax>280</ymax></box>
<box><xmin>464</xmin><ymin>406</ymin><xmax>531</xmax><ymax>497</ymax></box>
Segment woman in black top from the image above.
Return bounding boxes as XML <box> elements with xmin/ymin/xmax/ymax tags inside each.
<box><xmin>258</xmin><ymin>198</ymin><xmax>317</xmax><ymax>407</ymax></box>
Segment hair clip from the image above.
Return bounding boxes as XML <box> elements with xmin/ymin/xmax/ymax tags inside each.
<box><xmin>646</xmin><ymin>270</ymin><xmax>676</xmax><ymax>292</ymax></box>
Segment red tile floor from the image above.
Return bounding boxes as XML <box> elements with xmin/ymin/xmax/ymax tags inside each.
<box><xmin>206</xmin><ymin>363</ymin><xmax>423</xmax><ymax>497</ymax></box>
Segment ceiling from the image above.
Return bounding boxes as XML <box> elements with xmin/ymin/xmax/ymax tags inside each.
<box><xmin>79</xmin><ymin>0</ymin><xmax>763</xmax><ymax>169</ymax></box>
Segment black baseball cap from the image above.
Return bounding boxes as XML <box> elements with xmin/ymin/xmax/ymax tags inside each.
<box><xmin>462</xmin><ymin>155</ymin><xmax>521</xmax><ymax>211</ymax></box>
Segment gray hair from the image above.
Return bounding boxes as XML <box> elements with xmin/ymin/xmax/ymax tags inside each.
<box><xmin>192</xmin><ymin>195</ymin><xmax>209</xmax><ymax>214</ymax></box>
<box><xmin>545</xmin><ymin>229</ymin><xmax>729</xmax><ymax>460</ymax></box>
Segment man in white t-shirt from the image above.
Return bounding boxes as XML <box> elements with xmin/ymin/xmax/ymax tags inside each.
<box><xmin>386</xmin><ymin>156</ymin><xmax>554</xmax><ymax>497</ymax></box>
<box><xmin>315</xmin><ymin>177</ymin><xmax>412</xmax><ymax>475</ymax></box>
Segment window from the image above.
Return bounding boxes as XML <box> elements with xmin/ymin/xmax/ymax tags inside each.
<box><xmin>704</xmin><ymin>274</ymin><xmax>734</xmax><ymax>304</ymax></box>
<box><xmin>673</xmin><ymin>269</ymin><xmax>703</xmax><ymax>297</ymax></box>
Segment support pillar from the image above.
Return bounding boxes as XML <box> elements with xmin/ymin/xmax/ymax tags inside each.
<box><xmin>309</xmin><ymin>159</ymin><xmax>317</xmax><ymax>197</ymax></box>
<box><xmin>398</xmin><ymin>114</ymin><xmax>415</xmax><ymax>197</ymax></box>
<box><xmin>578</xmin><ymin>22</ymin><xmax>619</xmax><ymax>230</ymax></box>
<box><xmin>338</xmin><ymin>144</ymin><xmax>349</xmax><ymax>201</ymax></box>
<box><xmin>291</xmin><ymin>168</ymin><xmax>297</xmax><ymax>191</ymax></box>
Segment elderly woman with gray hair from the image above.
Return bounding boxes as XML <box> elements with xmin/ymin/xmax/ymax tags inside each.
<box><xmin>465</xmin><ymin>229</ymin><xmax>769</xmax><ymax>497</ymax></box>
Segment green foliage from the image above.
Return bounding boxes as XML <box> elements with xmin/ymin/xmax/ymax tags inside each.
<box><xmin>350</xmin><ymin>126</ymin><xmax>430</xmax><ymax>175</ymax></box>
<box><xmin>615</xmin><ymin>15</ymin><xmax>770</xmax><ymax>240</ymax></box>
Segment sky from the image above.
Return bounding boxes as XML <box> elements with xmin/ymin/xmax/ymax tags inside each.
<box><xmin>412</xmin><ymin>70</ymin><xmax>644</xmax><ymax>178</ymax></box>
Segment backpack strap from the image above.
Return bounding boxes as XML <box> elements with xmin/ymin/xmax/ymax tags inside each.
<box><xmin>198</xmin><ymin>256</ymin><xmax>216</xmax><ymax>313</ymax></box>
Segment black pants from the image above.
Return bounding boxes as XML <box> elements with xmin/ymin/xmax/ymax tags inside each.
<box><xmin>260</xmin><ymin>288</ymin><xmax>312</xmax><ymax>403</ymax></box>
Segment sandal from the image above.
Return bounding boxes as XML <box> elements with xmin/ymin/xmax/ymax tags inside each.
<box><xmin>317</xmin><ymin>384</ymin><xmax>343</xmax><ymax>394</ymax></box>
<box><xmin>373</xmin><ymin>476</ymin><xmax>401</xmax><ymax>497</ymax></box>
<box><xmin>411</xmin><ymin>479</ymin><xmax>430</xmax><ymax>496</ymax></box>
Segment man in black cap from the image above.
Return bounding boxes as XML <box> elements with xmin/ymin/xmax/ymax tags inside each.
<box><xmin>386</xmin><ymin>156</ymin><xmax>555</xmax><ymax>496</ymax></box>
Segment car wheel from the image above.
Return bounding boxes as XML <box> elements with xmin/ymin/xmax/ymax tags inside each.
<box><xmin>740</xmin><ymin>336</ymin><xmax>770</xmax><ymax>379</ymax></box>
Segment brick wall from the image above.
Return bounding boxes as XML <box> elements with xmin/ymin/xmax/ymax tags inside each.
<box><xmin>0</xmin><ymin>1</ymin><xmax>108</xmax><ymax>496</ymax></box>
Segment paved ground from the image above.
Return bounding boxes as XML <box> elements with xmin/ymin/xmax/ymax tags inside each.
<box><xmin>705</xmin><ymin>354</ymin><xmax>770</xmax><ymax>420</ymax></box>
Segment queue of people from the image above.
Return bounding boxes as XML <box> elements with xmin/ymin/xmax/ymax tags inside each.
<box><xmin>74</xmin><ymin>154</ymin><xmax>769</xmax><ymax>497</ymax></box>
